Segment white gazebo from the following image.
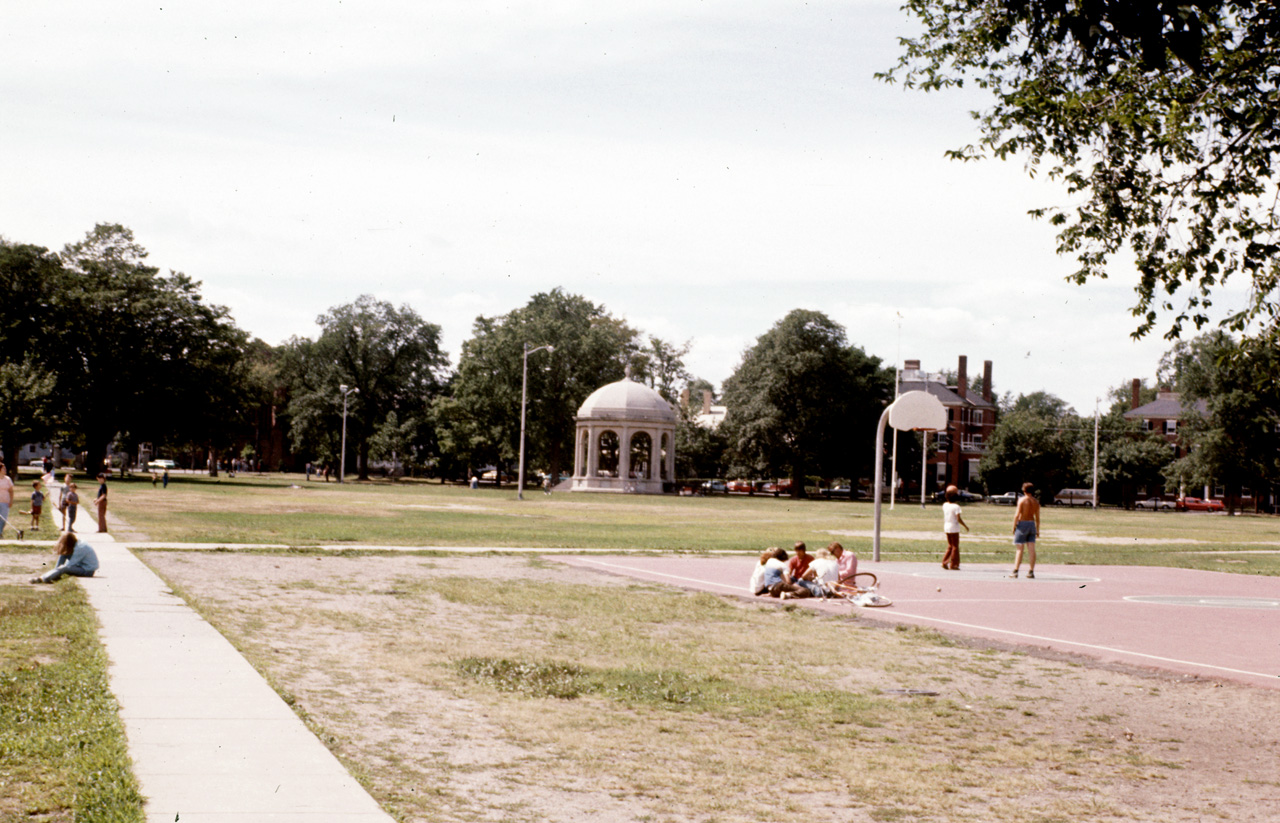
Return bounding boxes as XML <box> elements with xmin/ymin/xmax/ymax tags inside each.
<box><xmin>571</xmin><ymin>371</ymin><xmax>677</xmax><ymax>494</ymax></box>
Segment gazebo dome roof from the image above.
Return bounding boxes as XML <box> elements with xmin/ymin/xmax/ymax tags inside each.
<box><xmin>577</xmin><ymin>376</ymin><xmax>677</xmax><ymax>424</ymax></box>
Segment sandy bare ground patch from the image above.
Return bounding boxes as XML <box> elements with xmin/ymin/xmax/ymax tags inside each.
<box><xmin>141</xmin><ymin>552</ymin><xmax>1280</xmax><ymax>823</ymax></box>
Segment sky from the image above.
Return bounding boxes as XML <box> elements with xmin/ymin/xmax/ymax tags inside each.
<box><xmin>1</xmin><ymin>1</ymin><xmax>1248</xmax><ymax>415</ymax></box>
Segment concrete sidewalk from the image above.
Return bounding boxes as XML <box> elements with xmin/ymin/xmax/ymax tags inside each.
<box><xmin>79</xmin><ymin>533</ymin><xmax>394</xmax><ymax>822</ymax></box>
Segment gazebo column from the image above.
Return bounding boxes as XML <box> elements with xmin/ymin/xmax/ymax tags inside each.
<box><xmin>671</xmin><ymin>426</ymin><xmax>677</xmax><ymax>481</ymax></box>
<box><xmin>645</xmin><ymin>428</ymin><xmax>658</xmax><ymax>484</ymax></box>
<box><xmin>587</xmin><ymin>425</ymin><xmax>600</xmax><ymax>478</ymax></box>
<box><xmin>619</xmin><ymin>426</ymin><xmax>632</xmax><ymax>486</ymax></box>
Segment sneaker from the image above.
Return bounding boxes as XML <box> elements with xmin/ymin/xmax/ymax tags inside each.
<box><xmin>1027</xmin><ymin>570</ymin><xmax>1035</xmax><ymax>579</ymax></box>
<box><xmin>1008</xmin><ymin>570</ymin><xmax>1019</xmax><ymax>578</ymax></box>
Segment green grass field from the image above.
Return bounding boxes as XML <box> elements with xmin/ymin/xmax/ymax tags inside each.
<box><xmin>0</xmin><ymin>555</ymin><xmax>145</xmax><ymax>822</ymax></box>
<box><xmin>92</xmin><ymin>470</ymin><xmax>1280</xmax><ymax>575</ymax></box>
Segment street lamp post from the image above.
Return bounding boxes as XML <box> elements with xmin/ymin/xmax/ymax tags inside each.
<box><xmin>339</xmin><ymin>384</ymin><xmax>357</xmax><ymax>483</ymax></box>
<box><xmin>518</xmin><ymin>342</ymin><xmax>555</xmax><ymax>500</ymax></box>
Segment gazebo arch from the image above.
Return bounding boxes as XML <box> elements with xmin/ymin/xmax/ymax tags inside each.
<box><xmin>571</xmin><ymin>372</ymin><xmax>676</xmax><ymax>494</ymax></box>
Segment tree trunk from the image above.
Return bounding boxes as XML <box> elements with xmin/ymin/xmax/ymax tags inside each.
<box><xmin>790</xmin><ymin>462</ymin><xmax>806</xmax><ymax>499</ymax></box>
<box><xmin>82</xmin><ymin>429</ymin><xmax>112</xmax><ymax>480</ymax></box>
<box><xmin>1</xmin><ymin>434</ymin><xmax>19</xmax><ymax>478</ymax></box>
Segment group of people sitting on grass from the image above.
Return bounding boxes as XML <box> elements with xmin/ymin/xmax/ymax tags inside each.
<box><xmin>748</xmin><ymin>541</ymin><xmax>857</xmax><ymax>600</ymax></box>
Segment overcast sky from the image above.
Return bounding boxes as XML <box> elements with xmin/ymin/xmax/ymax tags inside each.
<box><xmin>1</xmin><ymin>1</ymin><xmax>1244</xmax><ymax>414</ymax></box>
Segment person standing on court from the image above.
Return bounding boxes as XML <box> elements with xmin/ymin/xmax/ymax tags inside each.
<box><xmin>1010</xmin><ymin>482</ymin><xmax>1041</xmax><ymax>578</ymax></box>
<box><xmin>941</xmin><ymin>485</ymin><xmax>969</xmax><ymax>570</ymax></box>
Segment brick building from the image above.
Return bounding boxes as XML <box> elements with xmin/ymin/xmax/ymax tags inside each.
<box><xmin>898</xmin><ymin>355</ymin><xmax>997</xmax><ymax>494</ymax></box>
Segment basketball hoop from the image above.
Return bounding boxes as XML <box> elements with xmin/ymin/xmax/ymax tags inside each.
<box><xmin>874</xmin><ymin>391</ymin><xmax>947</xmax><ymax>561</ymax></box>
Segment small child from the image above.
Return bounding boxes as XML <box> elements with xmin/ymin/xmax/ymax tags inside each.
<box><xmin>21</xmin><ymin>481</ymin><xmax>44</xmax><ymax>530</ymax></box>
<box><xmin>64</xmin><ymin>482</ymin><xmax>79</xmax><ymax>532</ymax></box>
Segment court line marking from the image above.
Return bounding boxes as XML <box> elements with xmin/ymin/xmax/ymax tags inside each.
<box><xmin>570</xmin><ymin>558</ymin><xmax>1279</xmax><ymax>683</ymax></box>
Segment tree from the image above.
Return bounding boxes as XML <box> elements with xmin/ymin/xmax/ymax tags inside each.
<box><xmin>979</xmin><ymin>392</ymin><xmax>1085</xmax><ymax>498</ymax></box>
<box><xmin>674</xmin><ymin>383</ymin><xmax>729</xmax><ymax>480</ymax></box>
<box><xmin>283</xmin><ymin>295</ymin><xmax>448</xmax><ymax>481</ymax></box>
<box><xmin>881</xmin><ymin>2</ymin><xmax>1280</xmax><ymax>346</ymax></box>
<box><xmin>0</xmin><ymin>241</ymin><xmax>62</xmax><ymax>467</ymax></box>
<box><xmin>438</xmin><ymin>289</ymin><xmax>639</xmax><ymax>483</ymax></box>
<box><xmin>719</xmin><ymin>310</ymin><xmax>893</xmax><ymax>497</ymax></box>
<box><xmin>1158</xmin><ymin>331</ymin><xmax>1280</xmax><ymax>511</ymax></box>
<box><xmin>630</xmin><ymin>337</ymin><xmax>692</xmax><ymax>403</ymax></box>
<box><xmin>55</xmin><ymin>224</ymin><xmax>249</xmax><ymax>477</ymax></box>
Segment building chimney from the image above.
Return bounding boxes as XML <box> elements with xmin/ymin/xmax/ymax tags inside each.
<box><xmin>680</xmin><ymin>387</ymin><xmax>690</xmax><ymax>409</ymax></box>
<box><xmin>1131</xmin><ymin>379</ymin><xmax>1141</xmax><ymax>410</ymax></box>
<box><xmin>957</xmin><ymin>355</ymin><xmax>968</xmax><ymax>399</ymax></box>
<box><xmin>983</xmin><ymin>360</ymin><xmax>993</xmax><ymax>403</ymax></box>
<box><xmin>702</xmin><ymin>390</ymin><xmax>712</xmax><ymax>415</ymax></box>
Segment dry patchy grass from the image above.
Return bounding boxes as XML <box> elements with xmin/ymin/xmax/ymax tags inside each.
<box><xmin>142</xmin><ymin>552</ymin><xmax>1280</xmax><ymax>822</ymax></box>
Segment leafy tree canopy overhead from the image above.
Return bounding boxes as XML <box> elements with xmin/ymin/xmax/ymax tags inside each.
<box><xmin>881</xmin><ymin>1</ymin><xmax>1280</xmax><ymax>345</ymax></box>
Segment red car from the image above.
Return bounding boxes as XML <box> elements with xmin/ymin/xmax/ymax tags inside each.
<box><xmin>1179</xmin><ymin>496</ymin><xmax>1225</xmax><ymax>512</ymax></box>
<box><xmin>726</xmin><ymin>480</ymin><xmax>755</xmax><ymax>494</ymax></box>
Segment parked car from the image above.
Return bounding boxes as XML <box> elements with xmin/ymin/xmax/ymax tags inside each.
<box><xmin>1179</xmin><ymin>496</ymin><xmax>1225</xmax><ymax>512</ymax></box>
<box><xmin>701</xmin><ymin>480</ymin><xmax>728</xmax><ymax>495</ymax></box>
<box><xmin>760</xmin><ymin>479</ymin><xmax>793</xmax><ymax>495</ymax></box>
<box><xmin>726</xmin><ymin>480</ymin><xmax>755</xmax><ymax>494</ymax></box>
<box><xmin>932</xmin><ymin>489</ymin><xmax>984</xmax><ymax>503</ymax></box>
<box><xmin>821</xmin><ymin>485</ymin><xmax>852</xmax><ymax>499</ymax></box>
<box><xmin>1053</xmin><ymin>488</ymin><xmax>1096</xmax><ymax>507</ymax></box>
<box><xmin>1135</xmin><ymin>497</ymin><xmax>1179</xmax><ymax>511</ymax></box>
<box><xmin>147</xmin><ymin>459</ymin><xmax>177</xmax><ymax>471</ymax></box>
<box><xmin>988</xmin><ymin>491</ymin><xmax>1019</xmax><ymax>505</ymax></box>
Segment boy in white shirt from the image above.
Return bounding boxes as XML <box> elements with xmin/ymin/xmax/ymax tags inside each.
<box><xmin>941</xmin><ymin>485</ymin><xmax>969</xmax><ymax>570</ymax></box>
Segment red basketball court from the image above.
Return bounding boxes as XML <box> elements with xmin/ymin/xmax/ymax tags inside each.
<box><xmin>553</xmin><ymin>556</ymin><xmax>1280</xmax><ymax>690</ymax></box>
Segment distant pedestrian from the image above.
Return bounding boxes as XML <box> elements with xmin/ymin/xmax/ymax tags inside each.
<box><xmin>162</xmin><ymin>468</ymin><xmax>170</xmax><ymax>488</ymax></box>
<box><xmin>94</xmin><ymin>473</ymin><xmax>109</xmax><ymax>533</ymax></box>
<box><xmin>63</xmin><ymin>482</ymin><xmax>80</xmax><ymax>531</ymax></box>
<box><xmin>323</xmin><ymin>464</ymin><xmax>331</xmax><ymax>482</ymax></box>
<box><xmin>24</xmin><ymin>481</ymin><xmax>44</xmax><ymax>530</ymax></box>
<box><xmin>57</xmin><ymin>472</ymin><xmax>73</xmax><ymax>529</ymax></box>
<box><xmin>941</xmin><ymin>485</ymin><xmax>969</xmax><ymax>571</ymax></box>
<box><xmin>306</xmin><ymin>462</ymin><xmax>313</xmax><ymax>482</ymax></box>
<box><xmin>0</xmin><ymin>463</ymin><xmax>14</xmax><ymax>538</ymax></box>
<box><xmin>42</xmin><ymin>456</ymin><xmax>52</xmax><ymax>475</ymax></box>
<box><xmin>30</xmin><ymin>532</ymin><xmax>99</xmax><ymax>583</ymax></box>
<box><xmin>1010</xmin><ymin>482</ymin><xmax>1041</xmax><ymax>579</ymax></box>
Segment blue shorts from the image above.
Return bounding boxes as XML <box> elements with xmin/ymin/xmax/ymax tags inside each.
<box><xmin>1014</xmin><ymin>520</ymin><xmax>1037</xmax><ymax>545</ymax></box>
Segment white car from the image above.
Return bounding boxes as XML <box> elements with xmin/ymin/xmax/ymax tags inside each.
<box><xmin>147</xmin><ymin>459</ymin><xmax>177</xmax><ymax>471</ymax></box>
<box><xmin>1135</xmin><ymin>497</ymin><xmax>1177</xmax><ymax>511</ymax></box>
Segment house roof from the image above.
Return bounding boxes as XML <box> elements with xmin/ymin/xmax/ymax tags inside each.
<box><xmin>898</xmin><ymin>380</ymin><xmax>997</xmax><ymax>410</ymax></box>
<box><xmin>1123</xmin><ymin>394</ymin><xmax>1208</xmax><ymax>420</ymax></box>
